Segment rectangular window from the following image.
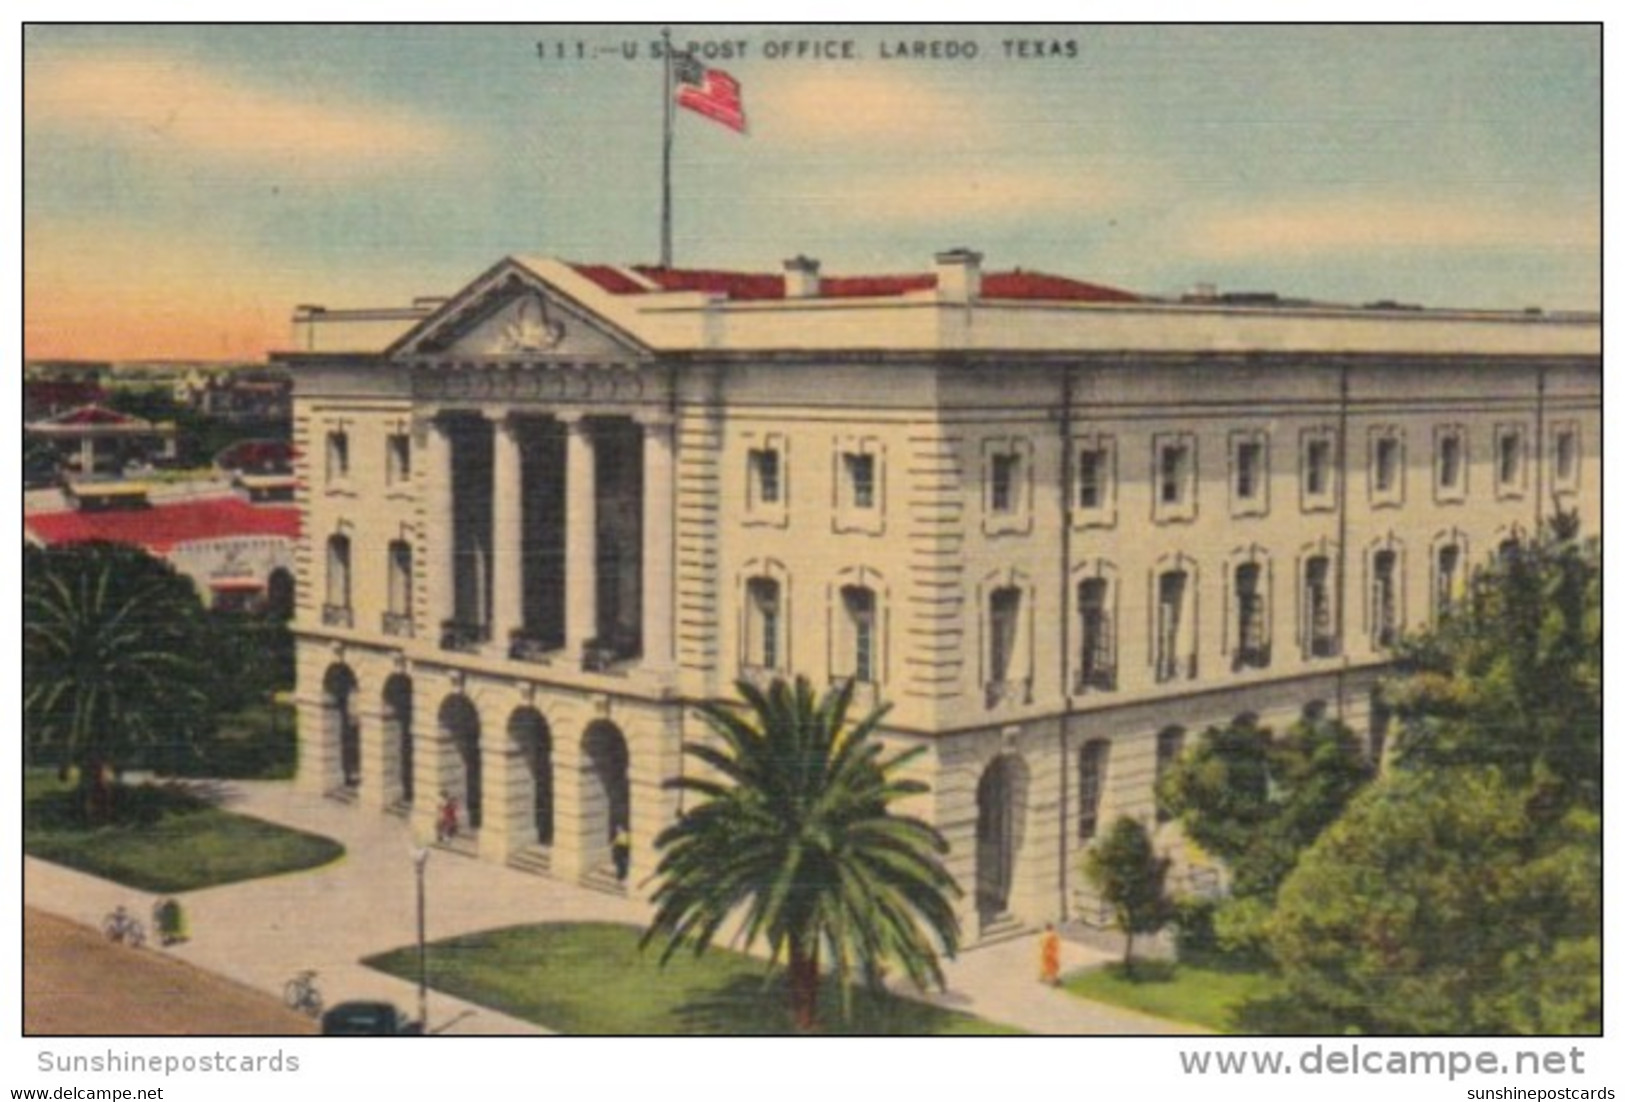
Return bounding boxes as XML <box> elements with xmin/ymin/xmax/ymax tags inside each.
<box><xmin>845</xmin><ymin>452</ymin><xmax>875</xmax><ymax>510</ymax></box>
<box><xmin>1372</xmin><ymin>550</ymin><xmax>1397</xmax><ymax>648</ymax></box>
<box><xmin>1497</xmin><ymin>427</ymin><xmax>1524</xmax><ymax>494</ymax></box>
<box><xmin>386</xmin><ymin>433</ymin><xmax>411</xmax><ymax>485</ymax></box>
<box><xmin>1077</xmin><ymin>578</ymin><xmax>1115</xmax><ymax>692</ymax></box>
<box><xmin>1305</xmin><ymin>556</ymin><xmax>1336</xmax><ymax>657</ymax></box>
<box><xmin>1078</xmin><ymin>740</ymin><xmax>1110</xmax><ymax>841</ymax></box>
<box><xmin>1439</xmin><ymin>432</ymin><xmax>1463</xmax><ymax>491</ymax></box>
<box><xmin>1160</xmin><ymin>444</ymin><xmax>1188</xmax><ymax>505</ymax></box>
<box><xmin>1374</xmin><ymin>436</ymin><xmax>1399</xmax><ymax>493</ymax></box>
<box><xmin>1155</xmin><ymin>570</ymin><xmax>1189</xmax><ymax>682</ymax></box>
<box><xmin>1554</xmin><ymin>427</ymin><xmax>1578</xmax><ymax>486</ymax></box>
<box><xmin>1305</xmin><ymin>438</ymin><xmax>1331</xmax><ymax>497</ymax></box>
<box><xmin>1234</xmin><ymin>563</ymin><xmax>1268</xmax><ymax>669</ymax></box>
<box><xmin>1235</xmin><ymin>441</ymin><xmax>1262</xmax><ymax>500</ymax></box>
<box><xmin>990</xmin><ymin>453</ymin><xmax>1019</xmax><ymax>513</ymax></box>
<box><xmin>750</xmin><ymin>448</ymin><xmax>781</xmax><ymax>505</ymax></box>
<box><xmin>326</xmin><ymin>430</ymin><xmax>349</xmax><ymax>482</ymax></box>
<box><xmin>1077</xmin><ymin>447</ymin><xmax>1105</xmax><ymax>509</ymax></box>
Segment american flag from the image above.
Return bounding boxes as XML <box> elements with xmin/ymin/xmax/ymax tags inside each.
<box><xmin>673</xmin><ymin>52</ymin><xmax>746</xmax><ymax>134</ymax></box>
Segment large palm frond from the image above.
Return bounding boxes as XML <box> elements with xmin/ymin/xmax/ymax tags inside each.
<box><xmin>643</xmin><ymin>675</ymin><xmax>961</xmax><ymax>1028</ymax></box>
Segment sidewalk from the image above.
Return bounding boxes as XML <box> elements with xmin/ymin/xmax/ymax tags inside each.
<box><xmin>25</xmin><ymin>780</ymin><xmax>1199</xmax><ymax>1036</ymax></box>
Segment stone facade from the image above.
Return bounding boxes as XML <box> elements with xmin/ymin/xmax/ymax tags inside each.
<box><xmin>283</xmin><ymin>252</ymin><xmax>1600</xmax><ymax>940</ymax></box>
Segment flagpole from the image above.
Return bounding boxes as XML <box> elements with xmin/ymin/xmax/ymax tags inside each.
<box><xmin>660</xmin><ymin>28</ymin><xmax>674</xmax><ymax>268</ymax></box>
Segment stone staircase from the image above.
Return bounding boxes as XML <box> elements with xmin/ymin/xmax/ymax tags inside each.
<box><xmin>432</xmin><ymin>832</ymin><xmax>479</xmax><ymax>860</ymax></box>
<box><xmin>975</xmin><ymin>913</ymin><xmax>1028</xmax><ymax>947</ymax></box>
<box><xmin>505</xmin><ymin>846</ymin><xmax>552</xmax><ymax>877</ymax></box>
<box><xmin>579</xmin><ymin>865</ymin><xmax>628</xmax><ymax>898</ymax></box>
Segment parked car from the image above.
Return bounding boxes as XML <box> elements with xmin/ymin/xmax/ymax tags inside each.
<box><xmin>319</xmin><ymin>1001</ymin><xmax>423</xmax><ymax>1035</ymax></box>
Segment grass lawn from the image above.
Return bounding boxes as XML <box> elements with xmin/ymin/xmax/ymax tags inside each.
<box><xmin>364</xmin><ymin>922</ymin><xmax>1019</xmax><ymax>1035</ymax></box>
<box><xmin>190</xmin><ymin>700</ymin><xmax>298</xmax><ymax>780</ymax></box>
<box><xmin>1063</xmin><ymin>955</ymin><xmax>1284</xmax><ymax>1033</ymax></box>
<box><xmin>24</xmin><ymin>771</ymin><xmax>343</xmax><ymax>893</ymax></box>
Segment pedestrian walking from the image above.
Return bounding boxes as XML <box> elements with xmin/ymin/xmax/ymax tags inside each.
<box><xmin>1039</xmin><ymin>923</ymin><xmax>1062</xmax><ymax>987</ymax></box>
<box><xmin>437</xmin><ymin>792</ymin><xmax>459</xmax><ymax>843</ymax></box>
<box><xmin>611</xmin><ymin>822</ymin><xmax>631</xmax><ymax>882</ymax></box>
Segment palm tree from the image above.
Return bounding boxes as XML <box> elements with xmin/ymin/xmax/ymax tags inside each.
<box><xmin>642</xmin><ymin>676</ymin><xmax>961</xmax><ymax>1031</ymax></box>
<box><xmin>24</xmin><ymin>542</ymin><xmax>216</xmax><ymax>818</ymax></box>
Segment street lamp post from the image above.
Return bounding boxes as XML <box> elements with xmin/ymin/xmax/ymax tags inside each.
<box><xmin>412</xmin><ymin>845</ymin><xmax>429</xmax><ymax>1030</ymax></box>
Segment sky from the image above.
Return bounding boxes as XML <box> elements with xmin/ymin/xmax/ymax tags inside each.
<box><xmin>22</xmin><ymin>23</ymin><xmax>1602</xmax><ymax>361</ymax></box>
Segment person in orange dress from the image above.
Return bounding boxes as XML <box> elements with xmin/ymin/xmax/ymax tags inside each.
<box><xmin>1039</xmin><ymin>923</ymin><xmax>1062</xmax><ymax>986</ymax></box>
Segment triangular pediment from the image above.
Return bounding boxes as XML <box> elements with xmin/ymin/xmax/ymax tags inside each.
<box><xmin>387</xmin><ymin>259</ymin><xmax>648</xmax><ymax>362</ymax></box>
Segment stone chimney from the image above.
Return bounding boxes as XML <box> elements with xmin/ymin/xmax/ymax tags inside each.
<box><xmin>783</xmin><ymin>255</ymin><xmax>821</xmax><ymax>299</ymax></box>
<box><xmin>935</xmin><ymin>248</ymin><xmax>983</xmax><ymax>303</ymax></box>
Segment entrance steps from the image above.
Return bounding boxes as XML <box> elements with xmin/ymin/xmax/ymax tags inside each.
<box><xmin>384</xmin><ymin>800</ymin><xmax>412</xmax><ymax>819</ymax></box>
<box><xmin>506</xmin><ymin>846</ymin><xmax>553</xmax><ymax>877</ymax></box>
<box><xmin>975</xmin><ymin>914</ymin><xmax>1029</xmax><ymax>947</ymax></box>
<box><xmin>324</xmin><ymin>786</ymin><xmax>360</xmax><ymax>805</ymax></box>
<box><xmin>432</xmin><ymin>832</ymin><xmax>480</xmax><ymax>859</ymax></box>
<box><xmin>579</xmin><ymin>865</ymin><xmax>629</xmax><ymax>898</ymax></box>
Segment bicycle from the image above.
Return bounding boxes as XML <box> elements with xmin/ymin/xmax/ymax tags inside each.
<box><xmin>284</xmin><ymin>969</ymin><xmax>323</xmax><ymax>1018</ymax></box>
<box><xmin>101</xmin><ymin>905</ymin><xmax>146</xmax><ymax>948</ymax></box>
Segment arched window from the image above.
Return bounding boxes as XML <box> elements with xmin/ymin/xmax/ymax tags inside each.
<box><xmin>1371</xmin><ymin>549</ymin><xmax>1399</xmax><ymax>647</ymax></box>
<box><xmin>1076</xmin><ymin>577</ymin><xmax>1116</xmax><ymax>692</ymax></box>
<box><xmin>1154</xmin><ymin>727</ymin><xmax>1185</xmax><ymax>824</ymax></box>
<box><xmin>745</xmin><ymin>577</ymin><xmax>782</xmax><ymax>672</ymax></box>
<box><xmin>1078</xmin><ymin>739</ymin><xmax>1110</xmax><ymax>841</ymax></box>
<box><xmin>386</xmin><ymin>540</ymin><xmax>413</xmax><ymax>633</ymax></box>
<box><xmin>324</xmin><ymin>534</ymin><xmax>352</xmax><ymax>626</ymax></box>
<box><xmin>840</xmin><ymin>585</ymin><xmax>877</xmax><ymax>683</ymax></box>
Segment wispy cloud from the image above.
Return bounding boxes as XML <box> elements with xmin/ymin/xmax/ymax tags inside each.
<box><xmin>1185</xmin><ymin>197</ymin><xmax>1599</xmax><ymax>260</ymax></box>
<box><xmin>760</xmin><ymin>69</ymin><xmax>995</xmax><ymax>149</ymax></box>
<box><xmin>26</xmin><ymin>50</ymin><xmax>466</xmax><ymax>177</ymax></box>
<box><xmin>811</xmin><ymin>162</ymin><xmax>1135</xmax><ymax>224</ymax></box>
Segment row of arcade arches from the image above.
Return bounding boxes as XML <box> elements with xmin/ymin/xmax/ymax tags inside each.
<box><xmin>319</xmin><ymin>663</ymin><xmax>629</xmax><ymax>871</ymax></box>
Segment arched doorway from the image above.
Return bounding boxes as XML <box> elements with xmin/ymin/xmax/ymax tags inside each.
<box><xmin>383</xmin><ymin>675</ymin><xmax>414</xmax><ymax>806</ymax></box>
<box><xmin>438</xmin><ymin>695</ymin><xmax>482</xmax><ymax>831</ymax></box>
<box><xmin>975</xmin><ymin>754</ymin><xmax>1029</xmax><ymax>927</ymax></box>
<box><xmin>507</xmin><ymin>708</ymin><xmax>554</xmax><ymax>846</ymax></box>
<box><xmin>582</xmin><ymin>721</ymin><xmax>630</xmax><ymax>875</ymax></box>
<box><xmin>323</xmin><ymin>664</ymin><xmax>360</xmax><ymax>790</ymax></box>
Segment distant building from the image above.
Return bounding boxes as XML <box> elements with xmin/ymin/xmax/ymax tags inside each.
<box><xmin>27</xmin><ymin>492</ymin><xmax>298</xmax><ymax>614</ymax></box>
<box><xmin>281</xmin><ymin>251</ymin><xmax>1600</xmax><ymax>937</ymax></box>
<box><xmin>24</xmin><ymin>404</ymin><xmax>178</xmax><ymax>476</ymax></box>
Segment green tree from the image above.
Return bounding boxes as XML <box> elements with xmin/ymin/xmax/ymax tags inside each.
<box><xmin>1264</xmin><ymin>519</ymin><xmax>1601</xmax><ymax>1034</ymax></box>
<box><xmin>1158</xmin><ymin>712</ymin><xmax>1371</xmax><ymax>949</ymax></box>
<box><xmin>1388</xmin><ymin>513</ymin><xmax>1600</xmax><ymax>814</ymax></box>
<box><xmin>1084</xmin><ymin>816</ymin><xmax>1171</xmax><ymax>975</ymax></box>
<box><xmin>24</xmin><ymin>542</ymin><xmax>218</xmax><ymax>814</ymax></box>
<box><xmin>642</xmin><ymin>676</ymin><xmax>961</xmax><ymax>1032</ymax></box>
<box><xmin>1266</xmin><ymin>767</ymin><xmax>1599</xmax><ymax>1034</ymax></box>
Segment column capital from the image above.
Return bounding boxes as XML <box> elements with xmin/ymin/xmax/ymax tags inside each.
<box><xmin>631</xmin><ymin>410</ymin><xmax>676</xmax><ymax>431</ymax></box>
<box><xmin>556</xmin><ymin>408</ymin><xmax>592</xmax><ymax>430</ymax></box>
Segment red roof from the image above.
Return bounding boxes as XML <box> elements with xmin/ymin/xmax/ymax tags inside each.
<box><xmin>570</xmin><ymin>263</ymin><xmax>1137</xmax><ymax>304</ymax></box>
<box><xmin>36</xmin><ymin>403</ymin><xmax>148</xmax><ymax>428</ymax></box>
<box><xmin>27</xmin><ymin>498</ymin><xmax>300</xmax><ymax>555</ymax></box>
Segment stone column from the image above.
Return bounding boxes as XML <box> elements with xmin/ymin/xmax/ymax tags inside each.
<box><xmin>563</xmin><ymin>413</ymin><xmax>598</xmax><ymax>660</ymax></box>
<box><xmin>294</xmin><ymin>693</ymin><xmax>335</xmax><ymax>795</ymax></box>
<box><xmin>637</xmin><ymin>414</ymin><xmax>676</xmax><ymax>672</ymax></box>
<box><xmin>490</xmin><ymin>414</ymin><xmax>525</xmax><ymax>658</ymax></box>
<box><xmin>356</xmin><ymin>703</ymin><xmax>395</xmax><ymax>811</ymax></box>
<box><xmin>420</xmin><ymin>415</ymin><xmax>456</xmax><ymax>643</ymax></box>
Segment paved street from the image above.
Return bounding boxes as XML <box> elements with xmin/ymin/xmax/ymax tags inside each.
<box><xmin>25</xmin><ymin>780</ymin><xmax>1201</xmax><ymax>1035</ymax></box>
